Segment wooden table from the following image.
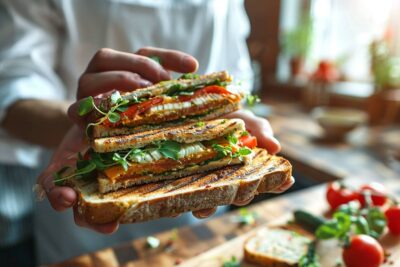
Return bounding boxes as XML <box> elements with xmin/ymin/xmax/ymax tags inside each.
<box><xmin>49</xmin><ymin>101</ymin><xmax>400</xmax><ymax>267</ymax></box>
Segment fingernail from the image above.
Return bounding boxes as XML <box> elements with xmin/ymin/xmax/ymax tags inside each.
<box><xmin>182</xmin><ymin>56</ymin><xmax>198</xmax><ymax>72</ymax></box>
<box><xmin>57</xmin><ymin>193</ymin><xmax>74</xmax><ymax>207</ymax></box>
<box><xmin>139</xmin><ymin>79</ymin><xmax>152</xmax><ymax>88</ymax></box>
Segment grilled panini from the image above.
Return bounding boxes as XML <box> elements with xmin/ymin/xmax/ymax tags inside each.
<box><xmin>72</xmin><ymin>149</ymin><xmax>292</xmax><ymax>224</ymax></box>
<box><xmin>61</xmin><ymin>119</ymin><xmax>258</xmax><ymax>193</ymax></box>
<box><xmin>89</xmin><ymin>71</ymin><xmax>241</xmax><ymax>138</ymax></box>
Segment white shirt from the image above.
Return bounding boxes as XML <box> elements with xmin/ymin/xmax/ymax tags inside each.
<box><xmin>0</xmin><ymin>0</ymin><xmax>253</xmax><ymax>264</ymax></box>
<box><xmin>0</xmin><ymin>0</ymin><xmax>253</xmax><ymax>167</ymax></box>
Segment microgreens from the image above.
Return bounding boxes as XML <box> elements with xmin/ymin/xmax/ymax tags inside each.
<box><xmin>246</xmin><ymin>94</ymin><xmax>260</xmax><ymax>107</ymax></box>
<box><xmin>81</xmin><ymin>92</ymin><xmax>130</xmax><ymax>136</ymax></box>
<box><xmin>156</xmin><ymin>140</ymin><xmax>182</xmax><ymax>160</ymax></box>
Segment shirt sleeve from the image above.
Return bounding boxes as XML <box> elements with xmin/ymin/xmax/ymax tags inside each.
<box><xmin>225</xmin><ymin>0</ymin><xmax>254</xmax><ymax>95</ymax></box>
<box><xmin>0</xmin><ymin>0</ymin><xmax>66</xmax><ymax>123</ymax></box>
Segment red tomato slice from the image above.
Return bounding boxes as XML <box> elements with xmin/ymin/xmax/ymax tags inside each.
<box><xmin>239</xmin><ymin>135</ymin><xmax>257</xmax><ymax>149</ymax></box>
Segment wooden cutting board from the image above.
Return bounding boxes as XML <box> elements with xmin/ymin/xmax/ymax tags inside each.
<box><xmin>180</xmin><ymin>220</ymin><xmax>400</xmax><ymax>267</ymax></box>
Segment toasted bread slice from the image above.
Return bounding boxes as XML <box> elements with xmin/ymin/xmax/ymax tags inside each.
<box><xmin>72</xmin><ymin>149</ymin><xmax>292</xmax><ymax>224</ymax></box>
<box><xmin>119</xmin><ymin>71</ymin><xmax>232</xmax><ymax>101</ymax></box>
<box><xmin>244</xmin><ymin>227</ymin><xmax>312</xmax><ymax>267</ymax></box>
<box><xmin>91</xmin><ymin>101</ymin><xmax>239</xmax><ymax>138</ymax></box>
<box><xmin>98</xmin><ymin>155</ymin><xmax>245</xmax><ymax>193</ymax></box>
<box><xmin>92</xmin><ymin>118</ymin><xmax>245</xmax><ymax>153</ymax></box>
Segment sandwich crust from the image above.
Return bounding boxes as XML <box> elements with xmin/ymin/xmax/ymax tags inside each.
<box><xmin>72</xmin><ymin>149</ymin><xmax>292</xmax><ymax>224</ymax></box>
<box><xmin>92</xmin><ymin>118</ymin><xmax>245</xmax><ymax>153</ymax></box>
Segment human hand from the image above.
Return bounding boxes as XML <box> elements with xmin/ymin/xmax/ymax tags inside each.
<box><xmin>68</xmin><ymin>47</ymin><xmax>199</xmax><ymax>126</ymax></box>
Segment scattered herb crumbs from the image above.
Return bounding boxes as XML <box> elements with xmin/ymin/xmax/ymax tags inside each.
<box><xmin>222</xmin><ymin>256</ymin><xmax>240</xmax><ymax>267</ymax></box>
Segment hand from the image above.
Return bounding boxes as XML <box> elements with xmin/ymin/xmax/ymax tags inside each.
<box><xmin>38</xmin><ymin>47</ymin><xmax>204</xmax><ymax>233</ymax></box>
<box><xmin>68</xmin><ymin>47</ymin><xmax>199</xmax><ymax>126</ymax></box>
<box><xmin>193</xmin><ymin>110</ymin><xmax>293</xmax><ymax>219</ymax></box>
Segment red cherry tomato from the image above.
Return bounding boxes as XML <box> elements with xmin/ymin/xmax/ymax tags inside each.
<box><xmin>326</xmin><ymin>182</ymin><xmax>359</xmax><ymax>210</ymax></box>
<box><xmin>385</xmin><ymin>205</ymin><xmax>400</xmax><ymax>235</ymax></box>
<box><xmin>239</xmin><ymin>135</ymin><xmax>257</xmax><ymax>149</ymax></box>
<box><xmin>342</xmin><ymin>235</ymin><xmax>384</xmax><ymax>267</ymax></box>
<box><xmin>358</xmin><ymin>182</ymin><xmax>388</xmax><ymax>207</ymax></box>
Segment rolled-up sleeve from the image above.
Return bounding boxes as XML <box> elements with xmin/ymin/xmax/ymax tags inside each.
<box><xmin>0</xmin><ymin>0</ymin><xmax>65</xmax><ymax>123</ymax></box>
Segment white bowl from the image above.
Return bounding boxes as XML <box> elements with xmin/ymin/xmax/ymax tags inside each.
<box><xmin>311</xmin><ymin>107</ymin><xmax>368</xmax><ymax>140</ymax></box>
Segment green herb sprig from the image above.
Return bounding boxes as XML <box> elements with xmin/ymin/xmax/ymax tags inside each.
<box><xmin>78</xmin><ymin>91</ymin><xmax>132</xmax><ymax>135</ymax></box>
<box><xmin>315</xmin><ymin>201</ymin><xmax>386</xmax><ymax>245</ymax></box>
<box><xmin>222</xmin><ymin>256</ymin><xmax>240</xmax><ymax>267</ymax></box>
<box><xmin>245</xmin><ymin>94</ymin><xmax>260</xmax><ymax>107</ymax></box>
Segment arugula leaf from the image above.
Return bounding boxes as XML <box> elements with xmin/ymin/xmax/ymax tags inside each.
<box><xmin>78</xmin><ymin>96</ymin><xmax>95</xmax><ymax>116</ymax></box>
<box><xmin>158</xmin><ymin>141</ymin><xmax>181</xmax><ymax>160</ymax></box>
<box><xmin>53</xmin><ymin>166</ymin><xmax>71</xmax><ymax>186</ymax></box>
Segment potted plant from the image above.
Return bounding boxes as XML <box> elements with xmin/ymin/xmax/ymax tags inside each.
<box><xmin>281</xmin><ymin>16</ymin><xmax>314</xmax><ymax>79</ymax></box>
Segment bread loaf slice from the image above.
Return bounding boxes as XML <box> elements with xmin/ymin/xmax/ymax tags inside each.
<box><xmin>92</xmin><ymin>118</ymin><xmax>245</xmax><ymax>153</ymax></box>
<box><xmin>72</xmin><ymin>149</ymin><xmax>292</xmax><ymax>224</ymax></box>
<box><xmin>244</xmin><ymin>227</ymin><xmax>313</xmax><ymax>267</ymax></box>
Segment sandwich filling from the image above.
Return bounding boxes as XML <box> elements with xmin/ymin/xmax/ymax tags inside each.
<box><xmin>94</xmin><ymin>131</ymin><xmax>257</xmax><ymax>183</ymax></box>
<box><xmin>101</xmin><ymin>85</ymin><xmax>240</xmax><ymax>128</ymax></box>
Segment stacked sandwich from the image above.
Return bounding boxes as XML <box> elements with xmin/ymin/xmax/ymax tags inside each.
<box><xmin>56</xmin><ymin>71</ymin><xmax>292</xmax><ymax>224</ymax></box>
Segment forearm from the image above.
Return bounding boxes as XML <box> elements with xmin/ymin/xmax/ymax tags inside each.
<box><xmin>1</xmin><ymin>99</ymin><xmax>73</xmax><ymax>148</ymax></box>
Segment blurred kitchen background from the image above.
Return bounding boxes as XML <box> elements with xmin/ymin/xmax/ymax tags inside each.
<box><xmin>242</xmin><ymin>0</ymin><xmax>400</xmax><ymax>200</ymax></box>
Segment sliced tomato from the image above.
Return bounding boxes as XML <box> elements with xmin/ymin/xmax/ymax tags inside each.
<box><xmin>197</xmin><ymin>85</ymin><xmax>231</xmax><ymax>95</ymax></box>
<box><xmin>239</xmin><ymin>135</ymin><xmax>257</xmax><ymax>149</ymax></box>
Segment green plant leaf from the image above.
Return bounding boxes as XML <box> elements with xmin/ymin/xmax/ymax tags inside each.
<box><xmin>354</xmin><ymin>216</ymin><xmax>370</xmax><ymax>235</ymax></box>
<box><xmin>53</xmin><ymin>166</ymin><xmax>71</xmax><ymax>186</ymax></box>
<box><xmin>112</xmin><ymin>153</ymin><xmax>129</xmax><ymax>171</ymax></box>
<box><xmin>223</xmin><ymin>256</ymin><xmax>240</xmax><ymax>267</ymax></box>
<box><xmin>179</xmin><ymin>73</ymin><xmax>200</xmax><ymax>80</ymax></box>
<box><xmin>78</xmin><ymin>96</ymin><xmax>95</xmax><ymax>116</ymax></box>
<box><xmin>365</xmin><ymin>207</ymin><xmax>386</xmax><ymax>238</ymax></box>
<box><xmin>108</xmin><ymin>112</ymin><xmax>121</xmax><ymax>123</ymax></box>
<box><xmin>246</xmin><ymin>94</ymin><xmax>260</xmax><ymax>107</ymax></box>
<box><xmin>226</xmin><ymin>134</ymin><xmax>238</xmax><ymax>145</ymax></box>
<box><xmin>237</xmin><ymin>147</ymin><xmax>252</xmax><ymax>156</ymax></box>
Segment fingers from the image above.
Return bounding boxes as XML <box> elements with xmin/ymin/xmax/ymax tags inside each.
<box><xmin>233</xmin><ymin>196</ymin><xmax>254</xmax><ymax>206</ymax></box>
<box><xmin>47</xmin><ymin>186</ymin><xmax>77</xmax><ymax>211</ymax></box>
<box><xmin>73</xmin><ymin>206</ymin><xmax>119</xmax><ymax>234</ymax></box>
<box><xmin>136</xmin><ymin>46</ymin><xmax>198</xmax><ymax>73</ymax></box>
<box><xmin>270</xmin><ymin>176</ymin><xmax>295</xmax><ymax>193</ymax></box>
<box><xmin>225</xmin><ymin>110</ymin><xmax>281</xmax><ymax>154</ymax></box>
<box><xmin>192</xmin><ymin>208</ymin><xmax>217</xmax><ymax>219</ymax></box>
<box><xmin>85</xmin><ymin>48</ymin><xmax>171</xmax><ymax>84</ymax></box>
<box><xmin>77</xmin><ymin>71</ymin><xmax>153</xmax><ymax>99</ymax></box>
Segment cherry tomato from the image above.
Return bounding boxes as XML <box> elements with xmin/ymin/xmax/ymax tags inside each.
<box><xmin>358</xmin><ymin>182</ymin><xmax>388</xmax><ymax>207</ymax></box>
<box><xmin>385</xmin><ymin>205</ymin><xmax>400</xmax><ymax>235</ymax></box>
<box><xmin>342</xmin><ymin>235</ymin><xmax>384</xmax><ymax>267</ymax></box>
<box><xmin>239</xmin><ymin>135</ymin><xmax>257</xmax><ymax>149</ymax></box>
<box><xmin>326</xmin><ymin>182</ymin><xmax>359</xmax><ymax>211</ymax></box>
